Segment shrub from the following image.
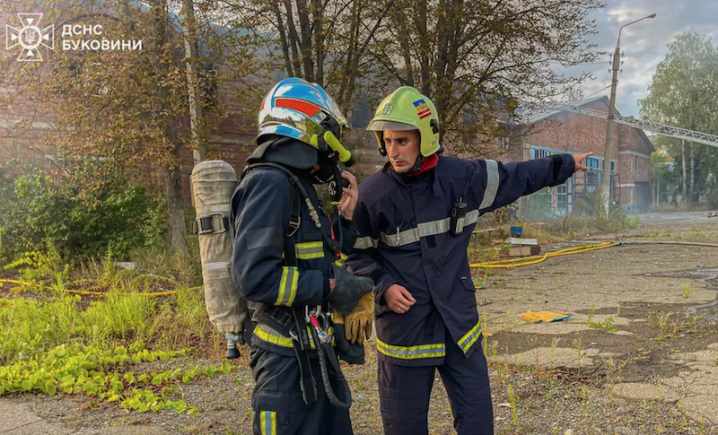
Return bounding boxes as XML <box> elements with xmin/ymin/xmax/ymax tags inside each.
<box><xmin>0</xmin><ymin>166</ymin><xmax>166</xmax><ymax>265</ymax></box>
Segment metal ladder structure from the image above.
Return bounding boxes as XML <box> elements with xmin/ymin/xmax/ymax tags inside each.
<box><xmin>547</xmin><ymin>104</ymin><xmax>718</xmax><ymax>148</ymax></box>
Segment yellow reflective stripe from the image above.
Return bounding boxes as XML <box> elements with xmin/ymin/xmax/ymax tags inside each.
<box><xmin>254</xmin><ymin>324</ymin><xmax>335</xmax><ymax>349</ymax></box>
<box><xmin>259</xmin><ymin>410</ymin><xmax>276</xmax><ymax>435</ymax></box>
<box><xmin>335</xmin><ymin>253</ymin><xmax>348</xmax><ymax>267</ymax></box>
<box><xmin>276</xmin><ymin>267</ymin><xmax>298</xmax><ymax>306</ymax></box>
<box><xmin>376</xmin><ymin>338</ymin><xmax>445</xmax><ymax>360</ymax></box>
<box><xmin>296</xmin><ymin>241</ymin><xmax>325</xmax><ymax>260</ymax></box>
<box><xmin>458</xmin><ymin>320</ymin><xmax>482</xmax><ymax>353</ymax></box>
<box><xmin>286</xmin><ymin>268</ymin><xmax>299</xmax><ymax>305</ymax></box>
<box><xmin>254</xmin><ymin>324</ymin><xmax>294</xmax><ymax>347</ymax></box>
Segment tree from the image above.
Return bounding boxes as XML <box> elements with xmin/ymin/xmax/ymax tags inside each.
<box><xmin>368</xmin><ymin>0</ymin><xmax>603</xmax><ymax>156</ymax></box>
<box><xmin>228</xmin><ymin>0</ymin><xmax>393</xmax><ymax>115</ymax></box>
<box><xmin>641</xmin><ymin>31</ymin><xmax>718</xmax><ymax>207</ymax></box>
<box><xmin>1</xmin><ymin>0</ymin><xmax>258</xmax><ymax>252</ymax></box>
<box><xmin>564</xmin><ymin>88</ymin><xmax>585</xmax><ymax>102</ymax></box>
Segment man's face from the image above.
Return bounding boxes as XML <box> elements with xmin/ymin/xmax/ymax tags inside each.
<box><xmin>383</xmin><ymin>130</ymin><xmax>421</xmax><ymax>174</ymax></box>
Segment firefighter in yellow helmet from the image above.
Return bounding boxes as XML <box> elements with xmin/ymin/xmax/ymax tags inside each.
<box><xmin>346</xmin><ymin>86</ymin><xmax>591</xmax><ymax>435</ymax></box>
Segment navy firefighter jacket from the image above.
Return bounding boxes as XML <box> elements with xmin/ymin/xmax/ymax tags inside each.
<box><xmin>230</xmin><ymin>166</ymin><xmax>358</xmax><ymax>357</ymax></box>
<box><xmin>346</xmin><ymin>154</ymin><xmax>575</xmax><ymax>367</ymax></box>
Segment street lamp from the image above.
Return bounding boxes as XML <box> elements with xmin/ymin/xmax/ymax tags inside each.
<box><xmin>601</xmin><ymin>13</ymin><xmax>656</xmax><ymax>215</ymax></box>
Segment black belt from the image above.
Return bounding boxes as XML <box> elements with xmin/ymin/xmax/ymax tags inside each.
<box><xmin>256</xmin><ymin>304</ymin><xmax>318</xmax><ymax>405</ymax></box>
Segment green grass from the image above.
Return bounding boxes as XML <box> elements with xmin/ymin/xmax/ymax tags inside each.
<box><xmin>0</xmin><ymin>245</ymin><xmax>226</xmax><ymax>414</ymax></box>
<box><xmin>0</xmin><ymin>244</ymin><xmax>210</xmax><ymax>363</ymax></box>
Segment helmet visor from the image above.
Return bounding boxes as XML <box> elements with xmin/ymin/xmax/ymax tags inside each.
<box><xmin>366</xmin><ymin>120</ymin><xmax>417</xmax><ymax>132</ymax></box>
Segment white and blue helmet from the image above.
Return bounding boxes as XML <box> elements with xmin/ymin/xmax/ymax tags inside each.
<box><xmin>257</xmin><ymin>78</ymin><xmax>348</xmax><ymax>147</ymax></box>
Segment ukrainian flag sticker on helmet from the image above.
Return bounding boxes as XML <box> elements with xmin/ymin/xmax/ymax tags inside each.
<box><xmin>414</xmin><ymin>99</ymin><xmax>432</xmax><ymax>120</ymax></box>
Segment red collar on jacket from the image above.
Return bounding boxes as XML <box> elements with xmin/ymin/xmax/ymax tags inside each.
<box><xmin>406</xmin><ymin>153</ymin><xmax>438</xmax><ymax>177</ymax></box>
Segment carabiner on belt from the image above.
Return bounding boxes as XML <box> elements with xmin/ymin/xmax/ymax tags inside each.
<box><xmin>308</xmin><ymin>313</ymin><xmax>331</xmax><ymax>344</ymax></box>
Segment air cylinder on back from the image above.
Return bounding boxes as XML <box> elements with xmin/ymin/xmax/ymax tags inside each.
<box><xmin>191</xmin><ymin>160</ymin><xmax>249</xmax><ymax>358</ymax></box>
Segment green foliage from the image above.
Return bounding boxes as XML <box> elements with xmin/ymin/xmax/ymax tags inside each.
<box><xmin>129</xmin><ymin>237</ymin><xmax>202</xmax><ymax>288</ymax></box>
<box><xmin>588</xmin><ymin>316</ymin><xmax>618</xmax><ymax>333</ymax></box>
<box><xmin>524</xmin><ymin>188</ymin><xmax>553</xmax><ymax>221</ymax></box>
<box><xmin>641</xmin><ymin>31</ymin><xmax>718</xmax><ymax>207</ymax></box>
<box><xmin>0</xmin><ymin>167</ymin><xmax>166</xmax><ymax>265</ymax></box>
<box><xmin>0</xmin><ymin>279</ymin><xmax>203</xmax><ymax>365</ymax></box>
<box><xmin>682</xmin><ymin>284</ymin><xmax>694</xmax><ymax>299</ymax></box>
<box><xmin>571</xmin><ymin>189</ymin><xmax>640</xmax><ymax>232</ymax></box>
<box><xmin>0</xmin><ymin>343</ymin><xmax>234</xmax><ymax>414</ymax></box>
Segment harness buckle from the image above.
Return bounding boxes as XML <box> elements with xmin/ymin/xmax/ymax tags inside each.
<box><xmin>193</xmin><ymin>212</ymin><xmax>229</xmax><ymax>235</ymax></box>
<box><xmin>288</xmin><ymin>216</ymin><xmax>301</xmax><ymax>237</ymax></box>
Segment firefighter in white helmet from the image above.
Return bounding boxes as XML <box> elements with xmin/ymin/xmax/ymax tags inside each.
<box><xmin>230</xmin><ymin>78</ymin><xmax>375</xmax><ymax>435</ymax></box>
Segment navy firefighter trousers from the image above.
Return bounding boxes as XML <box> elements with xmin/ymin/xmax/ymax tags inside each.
<box><xmin>378</xmin><ymin>328</ymin><xmax>494</xmax><ymax>435</ymax></box>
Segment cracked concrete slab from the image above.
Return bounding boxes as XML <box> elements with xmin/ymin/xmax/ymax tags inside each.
<box><xmin>0</xmin><ymin>400</ymin><xmax>72</xmax><ymax>434</ymax></box>
<box><xmin>490</xmin><ymin>346</ymin><xmax>620</xmax><ymax>369</ymax></box>
<box><xmin>611</xmin><ymin>383</ymin><xmax>681</xmax><ymax>403</ymax></box>
<box><xmin>0</xmin><ymin>399</ymin><xmax>171</xmax><ymax>434</ymax></box>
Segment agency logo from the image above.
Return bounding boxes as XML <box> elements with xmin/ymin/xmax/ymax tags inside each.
<box><xmin>6</xmin><ymin>13</ymin><xmax>55</xmax><ymax>62</ymax></box>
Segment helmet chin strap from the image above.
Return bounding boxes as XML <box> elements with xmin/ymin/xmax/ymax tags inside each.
<box><xmin>407</xmin><ymin>155</ymin><xmax>424</xmax><ymax>174</ymax></box>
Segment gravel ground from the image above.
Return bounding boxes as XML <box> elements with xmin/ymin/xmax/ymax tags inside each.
<box><xmin>4</xmin><ymin>211</ymin><xmax>718</xmax><ymax>434</ymax></box>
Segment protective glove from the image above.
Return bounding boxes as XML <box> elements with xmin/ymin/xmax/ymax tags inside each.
<box><xmin>344</xmin><ymin>292</ymin><xmax>374</xmax><ymax>345</ymax></box>
<box><xmin>326</xmin><ymin>265</ymin><xmax>374</xmax><ymax>315</ymax></box>
<box><xmin>332</xmin><ymin>311</ymin><xmax>365</xmax><ymax>365</ymax></box>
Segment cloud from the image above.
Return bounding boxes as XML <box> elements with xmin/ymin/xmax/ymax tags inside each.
<box><xmin>559</xmin><ymin>0</ymin><xmax>718</xmax><ymax>117</ymax></box>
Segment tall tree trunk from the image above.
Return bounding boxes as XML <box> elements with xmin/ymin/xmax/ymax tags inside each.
<box><xmin>167</xmin><ymin>163</ymin><xmax>187</xmax><ymax>252</ymax></box>
<box><xmin>273</xmin><ymin>1</ymin><xmax>294</xmax><ymax>77</ymax></box>
<box><xmin>153</xmin><ymin>0</ymin><xmax>186</xmax><ymax>252</ymax></box>
<box><xmin>283</xmin><ymin>0</ymin><xmax>303</xmax><ymax>78</ymax></box>
<box><xmin>415</xmin><ymin>0</ymin><xmax>430</xmax><ymax>95</ymax></box>
<box><xmin>295</xmin><ymin>0</ymin><xmax>314</xmax><ymax>81</ymax></box>
<box><xmin>183</xmin><ymin>0</ymin><xmax>205</xmax><ymax>165</ymax></box>
<box><xmin>682</xmin><ymin>140</ymin><xmax>687</xmax><ymax>206</ymax></box>
<box><xmin>312</xmin><ymin>0</ymin><xmax>324</xmax><ymax>86</ymax></box>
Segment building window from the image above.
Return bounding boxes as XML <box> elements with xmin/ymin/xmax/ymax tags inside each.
<box><xmin>556</xmin><ymin>183</ymin><xmax>569</xmax><ymax>213</ymax></box>
<box><xmin>630</xmin><ymin>155</ymin><xmax>635</xmax><ymax>173</ymax></box>
<box><xmin>530</xmin><ymin>146</ymin><xmax>552</xmax><ymax>159</ymax></box>
<box><xmin>498</xmin><ymin>137</ymin><xmax>509</xmax><ymax>150</ymax></box>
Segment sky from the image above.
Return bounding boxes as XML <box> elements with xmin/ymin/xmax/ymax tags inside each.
<box><xmin>567</xmin><ymin>0</ymin><xmax>718</xmax><ymax>118</ymax></box>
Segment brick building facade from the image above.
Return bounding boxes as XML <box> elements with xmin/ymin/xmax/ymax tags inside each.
<box><xmin>508</xmin><ymin>96</ymin><xmax>655</xmax><ymax>215</ymax></box>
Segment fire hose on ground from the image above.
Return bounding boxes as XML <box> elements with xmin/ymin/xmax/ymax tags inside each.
<box><xmin>469</xmin><ymin>239</ymin><xmax>718</xmax><ymax>270</ymax></box>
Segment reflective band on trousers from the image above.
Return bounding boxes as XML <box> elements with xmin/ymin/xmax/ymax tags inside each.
<box><xmin>376</xmin><ymin>338</ymin><xmax>446</xmax><ymax>360</ymax></box>
<box><xmin>353</xmin><ymin>160</ymin><xmax>500</xmax><ymax>250</ymax></box>
<box><xmin>296</xmin><ymin>241</ymin><xmax>324</xmax><ymax>260</ymax></box>
<box><xmin>260</xmin><ymin>410</ymin><xmax>276</xmax><ymax>435</ymax></box>
<box><xmin>458</xmin><ymin>320</ymin><xmax>482</xmax><ymax>354</ymax></box>
<box><xmin>275</xmin><ymin>267</ymin><xmax>298</xmax><ymax>306</ymax></box>
<box><xmin>253</xmin><ymin>324</ymin><xmax>334</xmax><ymax>349</ymax></box>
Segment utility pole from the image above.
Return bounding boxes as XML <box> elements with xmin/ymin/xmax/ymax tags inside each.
<box><xmin>602</xmin><ymin>13</ymin><xmax>656</xmax><ymax>215</ymax></box>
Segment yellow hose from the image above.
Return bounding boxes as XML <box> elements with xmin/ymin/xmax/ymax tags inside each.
<box><xmin>0</xmin><ymin>278</ymin><xmax>202</xmax><ymax>297</ymax></box>
<box><xmin>470</xmin><ymin>242</ymin><xmax>620</xmax><ymax>269</ymax></box>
